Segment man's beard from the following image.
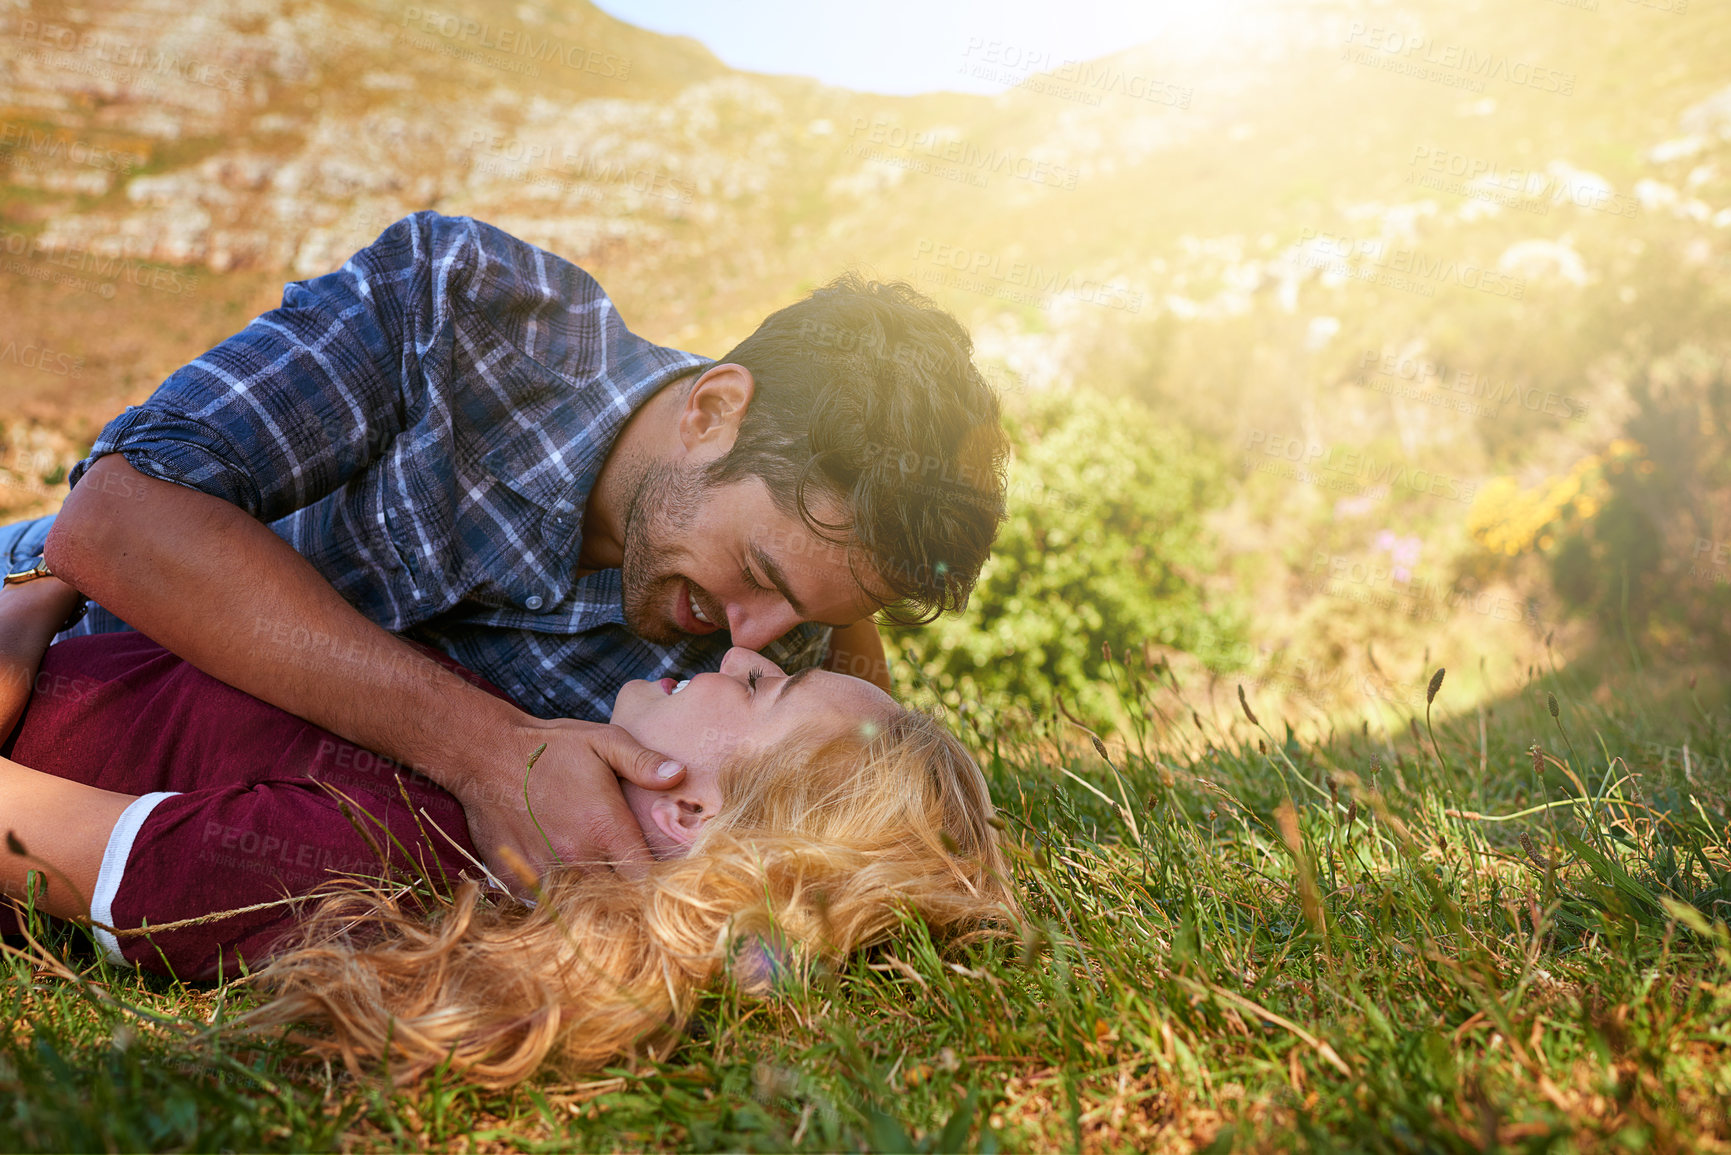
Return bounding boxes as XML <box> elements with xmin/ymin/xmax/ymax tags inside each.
<box><xmin>619</xmin><ymin>459</ymin><xmax>709</xmax><ymax>644</ymax></box>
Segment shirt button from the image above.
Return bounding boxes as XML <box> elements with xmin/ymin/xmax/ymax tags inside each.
<box><xmin>525</xmin><ymin>595</ymin><xmax>544</xmax><ymax>610</ymax></box>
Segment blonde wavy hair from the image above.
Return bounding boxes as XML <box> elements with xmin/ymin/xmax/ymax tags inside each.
<box><xmin>247</xmin><ymin>706</ymin><xmax>1016</xmax><ymax>1087</ymax></box>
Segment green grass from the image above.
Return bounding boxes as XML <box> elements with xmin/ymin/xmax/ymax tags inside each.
<box><xmin>5</xmin><ymin>653</ymin><xmax>1731</xmax><ymax>1153</ymax></box>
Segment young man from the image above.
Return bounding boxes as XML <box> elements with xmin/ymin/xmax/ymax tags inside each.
<box><xmin>0</xmin><ymin>212</ymin><xmax>1007</xmax><ymax>886</ymax></box>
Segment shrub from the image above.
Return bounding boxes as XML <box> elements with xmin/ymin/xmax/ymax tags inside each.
<box><xmin>884</xmin><ymin>387</ymin><xmax>1245</xmax><ymax>727</ymax></box>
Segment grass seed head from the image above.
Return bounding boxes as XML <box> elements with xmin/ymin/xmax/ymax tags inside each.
<box><xmin>1548</xmin><ymin>692</ymin><xmax>1560</xmax><ymax>719</ymax></box>
<box><xmin>1238</xmin><ymin>683</ymin><xmax>1260</xmax><ymax>726</ymax></box>
<box><xmin>1519</xmin><ymin>831</ymin><xmax>1555</xmax><ymax>872</ymax></box>
<box><xmin>1427</xmin><ymin>667</ymin><xmax>1445</xmax><ymax>704</ymax></box>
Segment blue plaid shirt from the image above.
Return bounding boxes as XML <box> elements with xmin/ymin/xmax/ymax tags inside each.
<box><xmin>12</xmin><ymin>211</ymin><xmax>828</xmax><ymax>721</ymax></box>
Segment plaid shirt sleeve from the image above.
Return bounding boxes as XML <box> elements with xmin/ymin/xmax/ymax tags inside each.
<box><xmin>70</xmin><ymin>211</ymin><xmax>484</xmax><ymax>522</ymax></box>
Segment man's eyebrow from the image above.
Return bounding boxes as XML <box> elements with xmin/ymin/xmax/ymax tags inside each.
<box><xmin>750</xmin><ymin>541</ymin><xmax>811</xmax><ymax>619</ymax></box>
<box><xmin>770</xmin><ymin>665</ymin><xmax>819</xmax><ymax>705</ymax></box>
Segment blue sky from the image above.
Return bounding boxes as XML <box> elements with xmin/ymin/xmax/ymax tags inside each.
<box><xmin>589</xmin><ymin>0</ymin><xmax>1192</xmax><ymax>96</ymax></box>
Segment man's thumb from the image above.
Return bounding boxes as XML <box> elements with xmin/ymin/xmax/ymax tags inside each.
<box><xmin>598</xmin><ymin>726</ymin><xmax>685</xmax><ymax>790</ymax></box>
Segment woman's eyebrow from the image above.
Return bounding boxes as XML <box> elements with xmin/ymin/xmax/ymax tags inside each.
<box><xmin>770</xmin><ymin>666</ymin><xmax>818</xmax><ymax>705</ymax></box>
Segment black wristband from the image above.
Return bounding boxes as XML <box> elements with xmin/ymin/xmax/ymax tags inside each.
<box><xmin>60</xmin><ymin>596</ymin><xmax>90</xmax><ymax>633</ymax></box>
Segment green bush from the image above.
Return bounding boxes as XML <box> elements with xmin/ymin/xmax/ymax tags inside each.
<box><xmin>885</xmin><ymin>387</ymin><xmax>1245</xmax><ymax>727</ymax></box>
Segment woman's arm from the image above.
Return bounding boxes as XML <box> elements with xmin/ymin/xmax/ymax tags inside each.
<box><xmin>0</xmin><ymin>575</ymin><xmax>81</xmax><ymax>742</ymax></box>
<box><xmin>0</xmin><ymin>753</ymin><xmax>136</xmax><ymax>920</ymax></box>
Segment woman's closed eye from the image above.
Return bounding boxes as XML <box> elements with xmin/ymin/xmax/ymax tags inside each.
<box><xmin>746</xmin><ymin>667</ymin><xmax>763</xmax><ymax>695</ymax></box>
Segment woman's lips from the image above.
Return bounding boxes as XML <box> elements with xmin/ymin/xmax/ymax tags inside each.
<box><xmin>659</xmin><ymin>678</ymin><xmax>677</xmax><ymax>694</ymax></box>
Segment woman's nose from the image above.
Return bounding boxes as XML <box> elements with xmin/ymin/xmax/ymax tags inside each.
<box><xmin>719</xmin><ymin>646</ymin><xmax>786</xmax><ymax>678</ymax></box>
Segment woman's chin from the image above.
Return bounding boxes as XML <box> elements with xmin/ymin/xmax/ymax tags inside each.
<box><xmin>608</xmin><ymin>679</ymin><xmax>648</xmax><ymax>729</ymax></box>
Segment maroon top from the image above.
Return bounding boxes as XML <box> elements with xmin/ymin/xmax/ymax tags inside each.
<box><xmin>1</xmin><ymin>632</ymin><xmax>507</xmax><ymax>980</ymax></box>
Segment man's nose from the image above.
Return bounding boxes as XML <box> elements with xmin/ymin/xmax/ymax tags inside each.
<box><xmin>724</xmin><ymin>603</ymin><xmax>800</xmax><ymax>652</ymax></box>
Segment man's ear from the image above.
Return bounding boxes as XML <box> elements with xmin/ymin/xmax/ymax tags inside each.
<box><xmin>677</xmin><ymin>363</ymin><xmax>755</xmax><ymax>459</ymax></box>
<box><xmin>647</xmin><ymin>795</ymin><xmax>709</xmax><ymax>852</ymax></box>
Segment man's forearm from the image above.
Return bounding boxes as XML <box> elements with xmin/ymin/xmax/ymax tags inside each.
<box><xmin>45</xmin><ymin>456</ymin><xmax>539</xmax><ymax>801</ymax></box>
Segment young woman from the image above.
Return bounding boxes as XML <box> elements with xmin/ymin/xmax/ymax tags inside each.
<box><xmin>0</xmin><ymin>573</ymin><xmax>1014</xmax><ymax>1086</ymax></box>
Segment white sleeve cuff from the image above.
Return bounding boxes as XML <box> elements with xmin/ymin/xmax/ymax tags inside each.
<box><xmin>90</xmin><ymin>791</ymin><xmax>179</xmax><ymax>965</ymax></box>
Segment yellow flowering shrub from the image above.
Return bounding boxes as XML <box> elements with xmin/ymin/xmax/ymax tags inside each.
<box><xmin>1466</xmin><ymin>439</ymin><xmax>1645</xmax><ymax>558</ymax></box>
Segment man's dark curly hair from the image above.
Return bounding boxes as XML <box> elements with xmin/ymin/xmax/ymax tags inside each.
<box><xmin>703</xmin><ymin>273</ymin><xmax>1010</xmax><ymax>626</ymax></box>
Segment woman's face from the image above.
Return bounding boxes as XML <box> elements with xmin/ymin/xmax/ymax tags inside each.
<box><xmin>609</xmin><ymin>647</ymin><xmax>895</xmax><ymax>857</ymax></box>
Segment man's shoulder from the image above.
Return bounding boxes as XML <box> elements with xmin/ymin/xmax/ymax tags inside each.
<box><xmin>385</xmin><ymin>212</ymin><xmax>709</xmax><ymax>390</ymax></box>
<box><xmin>365</xmin><ymin>211</ymin><xmax>605</xmax><ymax>317</ymax></box>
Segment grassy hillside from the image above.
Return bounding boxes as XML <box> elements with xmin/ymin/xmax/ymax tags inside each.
<box><xmin>5</xmin><ymin>652</ymin><xmax>1729</xmax><ymax>1151</ymax></box>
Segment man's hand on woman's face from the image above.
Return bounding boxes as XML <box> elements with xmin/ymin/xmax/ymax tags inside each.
<box><xmin>453</xmin><ymin>715</ymin><xmax>685</xmax><ymax>894</ymax></box>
